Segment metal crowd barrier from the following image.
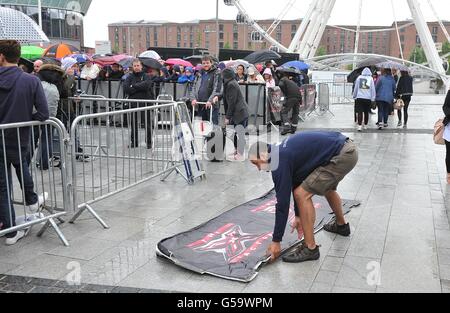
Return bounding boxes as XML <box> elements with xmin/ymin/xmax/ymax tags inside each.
<box><xmin>75</xmin><ymin>79</ymin><xmax>268</xmax><ymax>127</ymax></box>
<box><xmin>68</xmin><ymin>99</ymin><xmax>192</xmax><ymax>228</ymax></box>
<box><xmin>0</xmin><ymin>118</ymin><xmax>70</xmax><ymax>246</ymax></box>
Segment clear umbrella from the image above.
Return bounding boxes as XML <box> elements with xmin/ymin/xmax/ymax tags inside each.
<box><xmin>139</xmin><ymin>50</ymin><xmax>161</xmax><ymax>60</ymax></box>
<box><xmin>0</xmin><ymin>7</ymin><xmax>49</xmax><ymax>43</ymax></box>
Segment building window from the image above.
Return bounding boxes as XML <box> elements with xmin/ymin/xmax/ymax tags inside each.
<box><xmin>416</xmin><ymin>35</ymin><xmax>421</xmax><ymax>44</ymax></box>
<box><xmin>219</xmin><ymin>42</ymin><xmax>224</xmax><ymax>48</ymax></box>
<box><xmin>433</xmin><ymin>35</ymin><xmax>438</xmax><ymax>42</ymax></box>
<box><xmin>219</xmin><ymin>24</ymin><xmax>224</xmax><ymax>32</ymax></box>
<box><xmin>233</xmin><ymin>32</ymin><xmax>238</xmax><ymax>41</ymax></box>
<box><xmin>233</xmin><ymin>25</ymin><xmax>238</xmax><ymax>33</ymax></box>
<box><xmin>432</xmin><ymin>26</ymin><xmax>438</xmax><ymax>34</ymax></box>
<box><xmin>233</xmin><ymin>42</ymin><xmax>238</xmax><ymax>49</ymax></box>
<box><xmin>219</xmin><ymin>32</ymin><xmax>224</xmax><ymax>40</ymax></box>
<box><xmin>400</xmin><ymin>35</ymin><xmax>405</xmax><ymax>42</ymax></box>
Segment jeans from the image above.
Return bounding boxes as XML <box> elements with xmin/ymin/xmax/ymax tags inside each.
<box><xmin>30</xmin><ymin>125</ymin><xmax>53</xmax><ymax>170</ymax></box>
<box><xmin>377</xmin><ymin>101</ymin><xmax>390</xmax><ymax>125</ymax></box>
<box><xmin>0</xmin><ymin>146</ymin><xmax>38</xmax><ymax>238</ymax></box>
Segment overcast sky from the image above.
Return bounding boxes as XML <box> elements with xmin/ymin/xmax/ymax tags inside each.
<box><xmin>83</xmin><ymin>0</ymin><xmax>450</xmax><ymax>47</ymax></box>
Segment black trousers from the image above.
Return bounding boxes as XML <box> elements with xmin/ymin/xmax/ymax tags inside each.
<box><xmin>397</xmin><ymin>95</ymin><xmax>412</xmax><ymax>124</ymax></box>
<box><xmin>281</xmin><ymin>98</ymin><xmax>300</xmax><ymax>127</ymax></box>
<box><xmin>446</xmin><ymin>140</ymin><xmax>450</xmax><ymax>174</ymax></box>
<box><xmin>355</xmin><ymin>98</ymin><xmax>371</xmax><ymax>126</ymax></box>
<box><xmin>130</xmin><ymin>103</ymin><xmax>153</xmax><ymax>147</ymax></box>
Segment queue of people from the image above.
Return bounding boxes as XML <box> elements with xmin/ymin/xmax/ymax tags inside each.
<box><xmin>353</xmin><ymin>67</ymin><xmax>414</xmax><ymax>131</ymax></box>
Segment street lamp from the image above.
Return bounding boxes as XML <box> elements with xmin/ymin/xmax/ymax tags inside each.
<box><xmin>216</xmin><ymin>0</ymin><xmax>220</xmax><ymax>57</ymax></box>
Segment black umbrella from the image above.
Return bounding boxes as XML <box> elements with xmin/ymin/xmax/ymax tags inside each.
<box><xmin>19</xmin><ymin>57</ymin><xmax>33</xmax><ymax>73</ymax></box>
<box><xmin>118</xmin><ymin>57</ymin><xmax>134</xmax><ymax>69</ymax></box>
<box><xmin>277</xmin><ymin>66</ymin><xmax>302</xmax><ymax>75</ymax></box>
<box><xmin>184</xmin><ymin>55</ymin><xmax>219</xmax><ymax>66</ymax></box>
<box><xmin>139</xmin><ymin>57</ymin><xmax>162</xmax><ymax>69</ymax></box>
<box><xmin>244</xmin><ymin>50</ymin><xmax>281</xmax><ymax>65</ymax></box>
<box><xmin>356</xmin><ymin>57</ymin><xmax>387</xmax><ymax>69</ymax></box>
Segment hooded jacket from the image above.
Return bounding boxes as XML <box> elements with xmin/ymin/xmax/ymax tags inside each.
<box><xmin>189</xmin><ymin>65</ymin><xmax>222</xmax><ymax>107</ymax></box>
<box><xmin>396</xmin><ymin>74</ymin><xmax>414</xmax><ymax>97</ymax></box>
<box><xmin>376</xmin><ymin>74</ymin><xmax>397</xmax><ymax>104</ymax></box>
<box><xmin>0</xmin><ymin>66</ymin><xmax>49</xmax><ymax>147</ymax></box>
<box><xmin>279</xmin><ymin>76</ymin><xmax>302</xmax><ymax>101</ymax></box>
<box><xmin>221</xmin><ymin>68</ymin><xmax>249</xmax><ymax>124</ymax></box>
<box><xmin>353</xmin><ymin>68</ymin><xmax>376</xmax><ymax>101</ymax></box>
<box><xmin>38</xmin><ymin>64</ymin><xmax>65</xmax><ymax>118</ymax></box>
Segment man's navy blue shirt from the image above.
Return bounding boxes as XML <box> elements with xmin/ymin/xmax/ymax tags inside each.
<box><xmin>269</xmin><ymin>131</ymin><xmax>348</xmax><ymax>242</ymax></box>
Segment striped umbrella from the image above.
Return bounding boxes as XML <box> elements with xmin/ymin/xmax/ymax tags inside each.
<box><xmin>44</xmin><ymin>43</ymin><xmax>80</xmax><ymax>59</ymax></box>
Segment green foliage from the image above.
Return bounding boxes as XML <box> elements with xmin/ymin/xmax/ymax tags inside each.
<box><xmin>223</xmin><ymin>42</ymin><xmax>231</xmax><ymax>49</ymax></box>
<box><xmin>316</xmin><ymin>46</ymin><xmax>327</xmax><ymax>56</ymax></box>
<box><xmin>409</xmin><ymin>46</ymin><xmax>426</xmax><ymax>64</ymax></box>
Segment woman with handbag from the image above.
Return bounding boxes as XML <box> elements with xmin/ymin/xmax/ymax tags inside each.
<box><xmin>396</xmin><ymin>70</ymin><xmax>414</xmax><ymax>128</ymax></box>
<box><xmin>442</xmin><ymin>88</ymin><xmax>450</xmax><ymax>184</ymax></box>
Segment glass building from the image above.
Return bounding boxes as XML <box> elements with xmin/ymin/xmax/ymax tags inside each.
<box><xmin>0</xmin><ymin>0</ymin><xmax>92</xmax><ymax>48</ymax></box>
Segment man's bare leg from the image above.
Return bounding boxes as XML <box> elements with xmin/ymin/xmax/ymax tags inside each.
<box><xmin>294</xmin><ymin>187</ymin><xmax>316</xmax><ymax>250</ymax></box>
<box><xmin>325</xmin><ymin>190</ymin><xmax>347</xmax><ymax>226</ymax></box>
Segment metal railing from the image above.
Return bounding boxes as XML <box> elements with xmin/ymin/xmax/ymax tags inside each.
<box><xmin>0</xmin><ymin>118</ymin><xmax>70</xmax><ymax>246</ymax></box>
<box><xmin>68</xmin><ymin>99</ymin><xmax>198</xmax><ymax>228</ymax></box>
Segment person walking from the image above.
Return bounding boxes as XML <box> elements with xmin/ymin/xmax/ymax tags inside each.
<box><xmin>0</xmin><ymin>40</ymin><xmax>49</xmax><ymax>245</ymax></box>
<box><xmin>249</xmin><ymin>131</ymin><xmax>358</xmax><ymax>262</ymax></box>
<box><xmin>376</xmin><ymin>68</ymin><xmax>396</xmax><ymax>130</ymax></box>
<box><xmin>278</xmin><ymin>72</ymin><xmax>302</xmax><ymax>136</ymax></box>
<box><xmin>352</xmin><ymin>68</ymin><xmax>376</xmax><ymax>132</ymax></box>
<box><xmin>396</xmin><ymin>70</ymin><xmax>414</xmax><ymax>128</ymax></box>
<box><xmin>220</xmin><ymin>68</ymin><xmax>249</xmax><ymax>162</ymax></box>
<box><xmin>442</xmin><ymin>87</ymin><xmax>450</xmax><ymax>184</ymax></box>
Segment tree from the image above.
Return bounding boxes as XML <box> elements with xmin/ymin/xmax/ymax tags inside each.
<box><xmin>442</xmin><ymin>41</ymin><xmax>450</xmax><ymax>55</ymax></box>
<box><xmin>409</xmin><ymin>46</ymin><xmax>426</xmax><ymax>64</ymax></box>
<box><xmin>316</xmin><ymin>46</ymin><xmax>327</xmax><ymax>56</ymax></box>
<box><xmin>223</xmin><ymin>42</ymin><xmax>231</xmax><ymax>49</ymax></box>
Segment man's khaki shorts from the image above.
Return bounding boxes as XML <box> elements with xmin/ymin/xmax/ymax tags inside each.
<box><xmin>301</xmin><ymin>140</ymin><xmax>358</xmax><ymax>196</ymax></box>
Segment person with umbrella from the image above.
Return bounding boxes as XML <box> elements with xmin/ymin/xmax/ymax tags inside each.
<box><xmin>235</xmin><ymin>64</ymin><xmax>247</xmax><ymax>84</ymax></box>
<box><xmin>33</xmin><ymin>59</ymin><xmax>43</xmax><ymax>74</ymax></box>
<box><xmin>123</xmin><ymin>58</ymin><xmax>154</xmax><ymax>149</ymax></box>
<box><xmin>395</xmin><ymin>70</ymin><xmax>414</xmax><ymax>128</ymax></box>
<box><xmin>189</xmin><ymin>55</ymin><xmax>222</xmax><ymax>126</ymax></box>
<box><xmin>352</xmin><ymin>68</ymin><xmax>376</xmax><ymax>132</ymax></box>
<box><xmin>376</xmin><ymin>68</ymin><xmax>397</xmax><ymax>130</ymax></box>
<box><xmin>246</xmin><ymin>67</ymin><xmax>265</xmax><ymax>84</ymax></box>
<box><xmin>278</xmin><ymin>70</ymin><xmax>302</xmax><ymax>136</ymax></box>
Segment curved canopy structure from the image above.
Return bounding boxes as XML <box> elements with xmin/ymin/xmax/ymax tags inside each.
<box><xmin>225</xmin><ymin>0</ymin><xmax>448</xmax><ymax>76</ymax></box>
<box><xmin>0</xmin><ymin>7</ymin><xmax>48</xmax><ymax>43</ymax></box>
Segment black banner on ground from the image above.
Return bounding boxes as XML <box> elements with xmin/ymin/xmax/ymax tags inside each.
<box><xmin>157</xmin><ymin>190</ymin><xmax>360</xmax><ymax>282</ymax></box>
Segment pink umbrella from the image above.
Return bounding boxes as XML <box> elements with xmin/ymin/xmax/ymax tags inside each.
<box><xmin>165</xmin><ymin>58</ymin><xmax>193</xmax><ymax>68</ymax></box>
<box><xmin>94</xmin><ymin>54</ymin><xmax>132</xmax><ymax>67</ymax></box>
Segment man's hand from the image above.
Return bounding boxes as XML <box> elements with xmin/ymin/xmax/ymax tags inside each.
<box><xmin>291</xmin><ymin>217</ymin><xmax>303</xmax><ymax>240</ymax></box>
<box><xmin>206</xmin><ymin>101</ymin><xmax>212</xmax><ymax>109</ymax></box>
<box><xmin>266</xmin><ymin>242</ymin><xmax>281</xmax><ymax>262</ymax></box>
<box><xmin>224</xmin><ymin>118</ymin><xmax>230</xmax><ymax>125</ymax></box>
<box><xmin>192</xmin><ymin>100</ymin><xmax>198</xmax><ymax>107</ymax></box>
<box><xmin>213</xmin><ymin>96</ymin><xmax>219</xmax><ymax>104</ymax></box>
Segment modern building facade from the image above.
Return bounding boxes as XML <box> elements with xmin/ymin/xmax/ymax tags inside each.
<box><xmin>0</xmin><ymin>0</ymin><xmax>92</xmax><ymax>48</ymax></box>
<box><xmin>109</xmin><ymin>18</ymin><xmax>450</xmax><ymax>60</ymax></box>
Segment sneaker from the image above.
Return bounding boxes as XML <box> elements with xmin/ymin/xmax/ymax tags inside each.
<box><xmin>357</xmin><ymin>125</ymin><xmax>362</xmax><ymax>132</ymax></box>
<box><xmin>324</xmin><ymin>220</ymin><xmax>351</xmax><ymax>237</ymax></box>
<box><xmin>5</xmin><ymin>230</ymin><xmax>26</xmax><ymax>246</ymax></box>
<box><xmin>290</xmin><ymin>126</ymin><xmax>298</xmax><ymax>134</ymax></box>
<box><xmin>397</xmin><ymin>122</ymin><xmax>402</xmax><ymax>127</ymax></box>
<box><xmin>281</xmin><ymin>127</ymin><xmax>291</xmax><ymax>136</ymax></box>
<box><xmin>282</xmin><ymin>243</ymin><xmax>321</xmax><ymax>263</ymax></box>
<box><xmin>363</xmin><ymin>125</ymin><xmax>367</xmax><ymax>130</ymax></box>
<box><xmin>378</xmin><ymin>125</ymin><xmax>383</xmax><ymax>130</ymax></box>
<box><xmin>403</xmin><ymin>124</ymin><xmax>407</xmax><ymax>129</ymax></box>
<box><xmin>384</xmin><ymin>123</ymin><xmax>389</xmax><ymax>128</ymax></box>
<box><xmin>76</xmin><ymin>155</ymin><xmax>91</xmax><ymax>162</ymax></box>
<box><xmin>28</xmin><ymin>192</ymin><xmax>48</xmax><ymax>213</ymax></box>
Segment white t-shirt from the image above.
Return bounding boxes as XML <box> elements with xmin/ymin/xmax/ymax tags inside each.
<box><xmin>444</xmin><ymin>123</ymin><xmax>450</xmax><ymax>142</ymax></box>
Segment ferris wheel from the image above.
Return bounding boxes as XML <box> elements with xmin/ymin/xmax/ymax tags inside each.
<box><xmin>223</xmin><ymin>0</ymin><xmax>449</xmax><ymax>75</ymax></box>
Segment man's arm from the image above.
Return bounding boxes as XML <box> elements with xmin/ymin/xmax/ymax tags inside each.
<box><xmin>272</xmin><ymin>161</ymin><xmax>293</xmax><ymax>243</ymax></box>
<box><xmin>208</xmin><ymin>72</ymin><xmax>222</xmax><ymax>103</ymax></box>
<box><xmin>32</xmin><ymin>80</ymin><xmax>49</xmax><ymax>121</ymax></box>
<box><xmin>123</xmin><ymin>75</ymin><xmax>136</xmax><ymax>96</ymax></box>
